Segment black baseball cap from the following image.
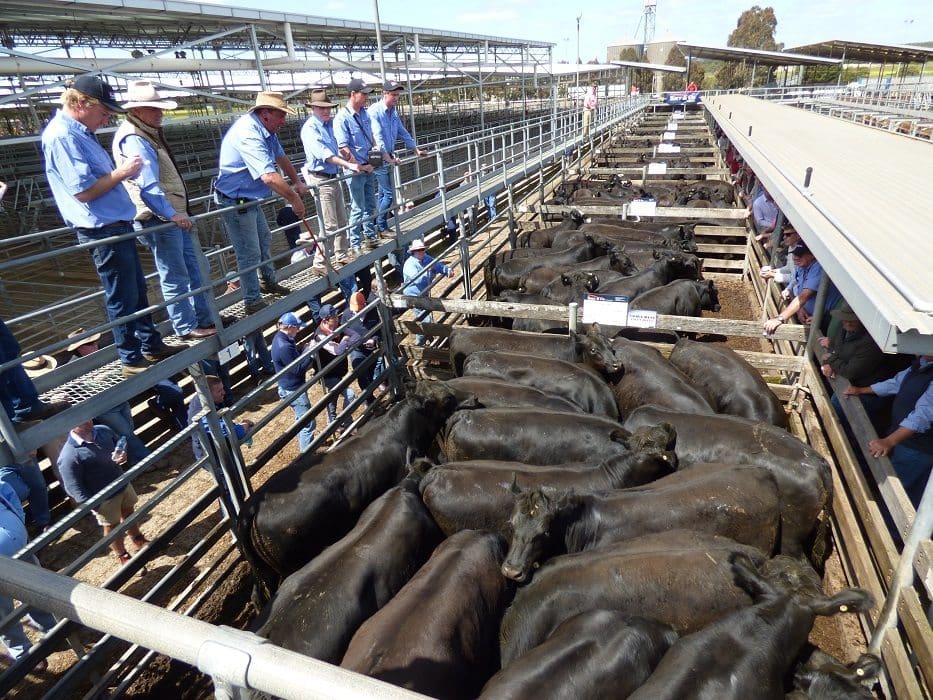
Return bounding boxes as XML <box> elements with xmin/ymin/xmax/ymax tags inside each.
<box><xmin>347</xmin><ymin>78</ymin><xmax>373</xmax><ymax>94</ymax></box>
<box><xmin>72</xmin><ymin>74</ymin><xmax>125</xmax><ymax>112</ymax></box>
<box><xmin>789</xmin><ymin>243</ymin><xmax>811</xmax><ymax>256</ymax></box>
<box><xmin>383</xmin><ymin>80</ymin><xmax>405</xmax><ymax>92</ymax></box>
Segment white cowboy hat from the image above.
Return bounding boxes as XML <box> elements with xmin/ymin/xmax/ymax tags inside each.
<box><xmin>122</xmin><ymin>81</ymin><xmax>178</xmax><ymax>110</ymax></box>
<box><xmin>249</xmin><ymin>91</ymin><xmax>297</xmax><ymax>116</ymax></box>
<box><xmin>409</xmin><ymin>239</ymin><xmax>427</xmax><ymax>252</ymax></box>
<box><xmin>23</xmin><ymin>355</ymin><xmax>58</xmax><ymax>378</ymax></box>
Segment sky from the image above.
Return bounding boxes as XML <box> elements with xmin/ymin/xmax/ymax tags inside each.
<box><xmin>203</xmin><ymin>0</ymin><xmax>931</xmax><ymax>62</ymax></box>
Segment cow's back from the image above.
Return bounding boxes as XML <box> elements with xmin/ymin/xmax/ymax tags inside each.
<box><xmin>449</xmin><ymin>327</ymin><xmax>578</xmax><ymax>375</ymax></box>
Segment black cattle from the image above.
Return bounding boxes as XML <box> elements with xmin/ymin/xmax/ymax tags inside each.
<box><xmin>341</xmin><ymin>530</ymin><xmax>511</xmax><ymax>699</ymax></box>
<box><xmin>594</xmin><ymin>253</ymin><xmax>702</xmax><ymax>299</ymax></box>
<box><xmin>422</xmin><ymin>434</ymin><xmax>676</xmax><ymax>536</ymax></box>
<box><xmin>501</xmin><ymin>463</ymin><xmax>780</xmax><ymax>582</ymax></box>
<box><xmin>605</xmin><ymin>338</ymin><xmax>715</xmax><ymax>418</ymax></box>
<box><xmin>449</xmin><ymin>325</ymin><xmax>616</xmax><ymax>376</ymax></box>
<box><xmin>499</xmin><ymin>530</ymin><xmax>766</xmax><ymax>664</ymax></box>
<box><xmin>486</xmin><ymin>235</ymin><xmax>614</xmax><ymax>295</ymax></box>
<box><xmin>517</xmin><ymin>252</ymin><xmax>635</xmax><ymax>294</ymax></box>
<box><xmin>236</xmin><ymin>381</ymin><xmax>467</xmax><ymax>600</ymax></box>
<box><xmin>463</xmin><ymin>350</ymin><xmax>619</xmax><ymax>419</ymax></box>
<box><xmin>788</xmin><ymin>650</ymin><xmax>881</xmax><ymax>700</ymax></box>
<box><xmin>445</xmin><ymin>376</ymin><xmax>582</xmax><ymax>413</ymax></box>
<box><xmin>252</xmin><ymin>476</ymin><xmax>444</xmax><ymax>663</ymax></box>
<box><xmin>443</xmin><ymin>408</ymin><xmax>637</xmax><ymax>465</ymax></box>
<box><xmin>629</xmin><ymin>554</ymin><xmax>874</xmax><ymax>700</ymax></box>
<box><xmin>543</xmin><ymin>268</ymin><xmax>633</xmax><ymax>297</ymax></box>
<box><xmin>622</xmin><ymin>406</ymin><xmax>832</xmax><ymax>562</ymax></box>
<box><xmin>668</xmin><ymin>338</ymin><xmax>788</xmax><ymax>428</ymax></box>
<box><xmin>516</xmin><ymin>210</ymin><xmax>584</xmax><ymax>248</ymax></box>
<box><xmin>480</xmin><ymin>611</ymin><xmax>676</xmax><ymax>700</ymax></box>
<box><xmin>630</xmin><ymin>278</ymin><xmax>721</xmax><ymax>316</ymax></box>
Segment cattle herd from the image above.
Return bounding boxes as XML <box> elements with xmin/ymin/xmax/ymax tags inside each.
<box><xmin>231</xmin><ymin>318</ymin><xmax>880</xmax><ymax>698</ymax></box>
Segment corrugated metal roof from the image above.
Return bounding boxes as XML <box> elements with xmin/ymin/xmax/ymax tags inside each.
<box><xmin>784</xmin><ymin>40</ymin><xmax>933</xmax><ymax>65</ymax></box>
<box><xmin>676</xmin><ymin>43</ymin><xmax>841</xmax><ymax>66</ymax></box>
<box><xmin>706</xmin><ymin>94</ymin><xmax>933</xmax><ymax>354</ymax></box>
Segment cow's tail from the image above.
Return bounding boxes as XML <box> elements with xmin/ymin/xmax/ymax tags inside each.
<box><xmin>233</xmin><ymin>508</ymin><xmax>280</xmax><ymax>608</ymax></box>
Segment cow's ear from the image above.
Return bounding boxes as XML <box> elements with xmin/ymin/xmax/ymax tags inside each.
<box><xmin>589</xmin><ymin>322</ymin><xmax>601</xmax><ymax>337</ymax></box>
<box><xmin>728</xmin><ymin>552</ymin><xmax>771</xmax><ymax>599</ymax></box>
<box><xmin>458</xmin><ymin>394</ymin><xmax>482</xmax><ymax>410</ymax></box>
<box><xmin>586</xmin><ymin>272</ymin><xmax>599</xmax><ymax>292</ymax></box>
<box><xmin>561</xmin><ymin>273</ymin><xmax>571</xmax><ymax>285</ymax></box>
<box><xmin>510</xmin><ymin>472</ymin><xmax>521</xmax><ymax>495</ymax></box>
<box><xmin>808</xmin><ymin>588</ymin><xmax>875</xmax><ymax>617</ymax></box>
<box><xmin>609</xmin><ymin>429</ymin><xmax>630</xmax><ymax>448</ymax></box>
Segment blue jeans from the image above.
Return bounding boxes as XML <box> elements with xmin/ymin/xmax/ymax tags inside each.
<box><xmin>277</xmin><ymin>386</ymin><xmax>316</xmax><ymax>452</ymax></box>
<box><xmin>0</xmin><ymin>462</ymin><xmax>50</xmax><ymax>528</ymax></box>
<box><xmin>244</xmin><ymin>329</ymin><xmax>273</xmax><ymax>374</ymax></box>
<box><xmin>322</xmin><ymin>376</ymin><xmax>356</xmax><ymax>424</ymax></box>
<box><xmin>95</xmin><ymin>403</ymin><xmax>150</xmax><ymax>465</ymax></box>
<box><xmin>218</xmin><ymin>198</ymin><xmax>275</xmax><ymax>305</ymax></box>
<box><xmin>75</xmin><ymin>223</ymin><xmax>163</xmax><ymax>364</ymax></box>
<box><xmin>891</xmin><ymin>445</ymin><xmax>932</xmax><ymax>506</ymax></box>
<box><xmin>153</xmin><ymin>380</ymin><xmax>186</xmax><ymax>429</ymax></box>
<box><xmin>140</xmin><ymin>219</ymin><xmax>214</xmax><ymax>334</ymax></box>
<box><xmin>346</xmin><ymin>172</ymin><xmax>376</xmax><ymax>247</ymax></box>
<box><xmin>0</xmin><ymin>319</ymin><xmax>42</xmax><ymax>421</ymax></box>
<box><xmin>0</xmin><ymin>556</ymin><xmax>57</xmax><ymax>660</ymax></box>
<box><xmin>374</xmin><ymin>165</ymin><xmax>394</xmax><ymax>232</ymax></box>
<box><xmin>485</xmin><ymin>193</ymin><xmax>497</xmax><ymax>219</ymax></box>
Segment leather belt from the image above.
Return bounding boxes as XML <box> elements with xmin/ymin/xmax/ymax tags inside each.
<box><xmin>310</xmin><ymin>172</ymin><xmax>337</xmax><ymax>179</ymax></box>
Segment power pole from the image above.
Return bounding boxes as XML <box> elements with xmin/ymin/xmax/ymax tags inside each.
<box><xmin>575</xmin><ymin>12</ymin><xmax>582</xmax><ymax>88</ymax></box>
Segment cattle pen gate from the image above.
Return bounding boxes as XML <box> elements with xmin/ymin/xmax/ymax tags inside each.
<box><xmin>2</xmin><ymin>102</ymin><xmax>930</xmax><ymax>699</ymax></box>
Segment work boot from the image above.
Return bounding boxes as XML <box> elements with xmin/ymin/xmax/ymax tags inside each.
<box><xmin>260</xmin><ymin>279</ymin><xmax>291</xmax><ymax>296</ymax></box>
<box><xmin>244</xmin><ymin>300</ymin><xmax>268</xmax><ymax>314</ymax></box>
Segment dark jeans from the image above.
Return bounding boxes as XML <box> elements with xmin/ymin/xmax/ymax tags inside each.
<box><xmin>75</xmin><ymin>223</ymin><xmax>163</xmax><ymax>364</ymax></box>
<box><xmin>0</xmin><ymin>319</ymin><xmax>42</xmax><ymax>421</ymax></box>
<box><xmin>0</xmin><ymin>462</ymin><xmax>50</xmax><ymax>527</ymax></box>
<box><xmin>153</xmin><ymin>380</ymin><xmax>186</xmax><ymax>429</ymax></box>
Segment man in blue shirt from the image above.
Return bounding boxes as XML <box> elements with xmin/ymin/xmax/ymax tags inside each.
<box><xmin>113</xmin><ymin>81</ymin><xmax>216</xmax><ymax>340</ymax></box>
<box><xmin>402</xmin><ymin>239</ymin><xmax>454</xmax><ymax>347</ymax></box>
<box><xmin>186</xmin><ymin>375</ymin><xmax>254</xmax><ymax>462</ymax></box>
<box><xmin>300</xmin><ymin>88</ymin><xmax>365</xmax><ymax>273</ymax></box>
<box><xmin>763</xmin><ymin>243</ymin><xmax>841</xmax><ymax>334</ymax></box>
<box><xmin>368</xmin><ymin>81</ymin><xmax>427</xmax><ymax>237</ymax></box>
<box><xmin>845</xmin><ymin>356</ymin><xmax>933</xmax><ymax>505</ymax></box>
<box><xmin>214</xmin><ymin>92</ymin><xmax>307</xmax><ymax>313</ymax></box>
<box><xmin>41</xmin><ymin>74</ymin><xmax>180</xmax><ymax>377</ymax></box>
<box><xmin>271</xmin><ymin>312</ymin><xmax>317</xmax><ymax>452</ymax></box>
<box><xmin>333</xmin><ymin>79</ymin><xmax>377</xmax><ymax>255</ymax></box>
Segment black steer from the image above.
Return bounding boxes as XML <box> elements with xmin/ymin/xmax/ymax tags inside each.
<box><xmin>629</xmin><ymin>554</ymin><xmax>874</xmax><ymax>700</ymax></box>
<box><xmin>788</xmin><ymin>650</ymin><xmax>881</xmax><ymax>700</ymax></box>
<box><xmin>629</xmin><ymin>278</ymin><xmax>721</xmax><ymax>316</ymax></box>
<box><xmin>594</xmin><ymin>252</ymin><xmax>702</xmax><ymax>299</ymax></box>
<box><xmin>444</xmin><ymin>376</ymin><xmax>582</xmax><ymax>413</ymax></box>
<box><xmin>487</xmin><ymin>235</ymin><xmax>614</xmax><ymax>295</ymax></box>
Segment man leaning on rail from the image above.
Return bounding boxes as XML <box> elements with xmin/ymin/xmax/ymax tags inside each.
<box><xmin>214</xmin><ymin>91</ymin><xmax>307</xmax><ymax>314</ymax></box>
<box><xmin>112</xmin><ymin>81</ymin><xmax>217</xmax><ymax>341</ymax></box>
<box><xmin>41</xmin><ymin>74</ymin><xmax>182</xmax><ymax>377</ymax></box>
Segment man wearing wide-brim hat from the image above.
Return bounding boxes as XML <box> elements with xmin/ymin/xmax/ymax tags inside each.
<box><xmin>113</xmin><ymin>81</ymin><xmax>217</xmax><ymax>341</ymax></box>
<box><xmin>41</xmin><ymin>74</ymin><xmax>181</xmax><ymax>377</ymax></box>
<box><xmin>299</xmin><ymin>88</ymin><xmax>362</xmax><ymax>274</ymax></box>
<box><xmin>214</xmin><ymin>91</ymin><xmax>308</xmax><ymax>313</ymax></box>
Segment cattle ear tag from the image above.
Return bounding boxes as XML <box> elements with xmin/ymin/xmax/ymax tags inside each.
<box><xmin>839</xmin><ymin>604</ymin><xmax>848</xmax><ymax>612</ymax></box>
<box><xmin>856</xmin><ymin>669</ymin><xmax>865</xmax><ymax>676</ymax></box>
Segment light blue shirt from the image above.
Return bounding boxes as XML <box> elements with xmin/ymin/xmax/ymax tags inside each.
<box><xmin>0</xmin><ymin>482</ymin><xmax>27</xmax><ymax>555</ymax></box>
<box><xmin>402</xmin><ymin>253</ymin><xmax>449</xmax><ymax>297</ymax></box>
<box><xmin>368</xmin><ymin>100</ymin><xmax>416</xmax><ymax>157</ymax></box>
<box><xmin>117</xmin><ymin>134</ymin><xmax>176</xmax><ymax>219</ymax></box>
<box><xmin>791</xmin><ymin>259</ymin><xmax>841</xmax><ymax>316</ymax></box>
<box><xmin>41</xmin><ymin>109</ymin><xmax>136</xmax><ymax>228</ymax></box>
<box><xmin>300</xmin><ymin>115</ymin><xmax>340</xmax><ymax>175</ymax></box>
<box><xmin>333</xmin><ymin>105</ymin><xmax>374</xmax><ymax>163</ymax></box>
<box><xmin>871</xmin><ymin>358</ymin><xmax>933</xmax><ymax>435</ymax></box>
<box><xmin>215</xmin><ymin>112</ymin><xmax>286</xmax><ymax>200</ymax></box>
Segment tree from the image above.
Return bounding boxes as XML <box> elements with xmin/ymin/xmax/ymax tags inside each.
<box><xmin>717</xmin><ymin>5</ymin><xmax>784</xmax><ymax>88</ymax></box>
<box><xmin>802</xmin><ymin>64</ymin><xmax>841</xmax><ymax>85</ymax></box>
<box><xmin>662</xmin><ymin>48</ymin><xmax>686</xmax><ymax>91</ymax></box>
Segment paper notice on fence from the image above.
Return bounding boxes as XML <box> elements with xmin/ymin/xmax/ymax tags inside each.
<box><xmin>582</xmin><ymin>293</ymin><xmax>630</xmax><ymax>326</ymax></box>
<box><xmin>627</xmin><ymin>310</ymin><xmax>658</xmax><ymax>328</ymax></box>
<box><xmin>647</xmin><ymin>162</ymin><xmax>667</xmax><ymax>175</ymax></box>
<box><xmin>662</xmin><ymin>131</ymin><xmax>676</xmax><ymax>140</ymax></box>
<box><xmin>218</xmin><ymin>342</ymin><xmax>241</xmax><ymax>365</ymax></box>
<box><xmin>628</xmin><ymin>199</ymin><xmax>657</xmax><ymax>217</ymax></box>
<box><xmin>658</xmin><ymin>143</ymin><xmax>681</xmax><ymax>153</ymax></box>
<box><xmin>666</xmin><ymin>122</ymin><xmax>678</xmax><ymax>131</ymax></box>
<box><xmin>673</xmin><ymin>111</ymin><xmax>685</xmax><ymax>120</ymax></box>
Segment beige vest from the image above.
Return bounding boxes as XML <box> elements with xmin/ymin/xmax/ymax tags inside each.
<box><xmin>112</xmin><ymin>115</ymin><xmax>189</xmax><ymax>220</ymax></box>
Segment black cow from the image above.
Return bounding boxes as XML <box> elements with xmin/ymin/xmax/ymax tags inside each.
<box><xmin>449</xmin><ymin>325</ymin><xmax>617</xmax><ymax>376</ymax></box>
<box><xmin>499</xmin><ymin>530</ymin><xmax>766</xmax><ymax>665</ymax></box>
<box><xmin>628</xmin><ymin>554</ymin><xmax>874</xmax><ymax>700</ymax></box>
<box><xmin>480</xmin><ymin>611</ymin><xmax>676</xmax><ymax>699</ymax></box>
<box><xmin>463</xmin><ymin>350</ymin><xmax>619</xmax><ymax>419</ymax></box>
<box><xmin>668</xmin><ymin>338</ymin><xmax>788</xmax><ymax>428</ymax></box>
<box><xmin>517</xmin><ymin>252</ymin><xmax>635</xmax><ymax>294</ymax></box>
<box><xmin>422</xmin><ymin>434</ymin><xmax>676</xmax><ymax>536</ymax></box>
<box><xmin>594</xmin><ymin>253</ymin><xmax>702</xmax><ymax>299</ymax></box>
<box><xmin>252</xmin><ymin>475</ymin><xmax>444</xmax><ymax>663</ymax></box>
<box><xmin>487</xmin><ymin>235</ymin><xmax>614</xmax><ymax>295</ymax></box>
<box><xmin>788</xmin><ymin>650</ymin><xmax>881</xmax><ymax>700</ymax></box>
<box><xmin>501</xmin><ymin>463</ymin><xmax>781</xmax><ymax>582</ymax></box>
<box><xmin>622</xmin><ymin>406</ymin><xmax>832</xmax><ymax>562</ymax></box>
<box><xmin>605</xmin><ymin>338</ymin><xmax>715</xmax><ymax>418</ymax></box>
<box><xmin>236</xmin><ymin>381</ymin><xmax>467</xmax><ymax>600</ymax></box>
<box><xmin>443</xmin><ymin>408</ymin><xmax>636</xmax><ymax>465</ymax></box>
<box><xmin>515</xmin><ymin>210</ymin><xmax>584</xmax><ymax>248</ymax></box>
<box><xmin>445</xmin><ymin>376</ymin><xmax>582</xmax><ymax>413</ymax></box>
<box><xmin>629</xmin><ymin>279</ymin><xmax>721</xmax><ymax>316</ymax></box>
<box><xmin>341</xmin><ymin>530</ymin><xmax>511</xmax><ymax>699</ymax></box>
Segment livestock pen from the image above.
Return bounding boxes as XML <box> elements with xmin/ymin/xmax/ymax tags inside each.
<box><xmin>1</xmin><ymin>101</ymin><xmax>930</xmax><ymax>699</ymax></box>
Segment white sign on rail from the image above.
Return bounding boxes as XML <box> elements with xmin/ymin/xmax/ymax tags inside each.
<box><xmin>582</xmin><ymin>293</ymin><xmax>630</xmax><ymax>326</ymax></box>
<box><xmin>628</xmin><ymin>199</ymin><xmax>658</xmax><ymax>217</ymax></box>
<box><xmin>658</xmin><ymin>143</ymin><xmax>681</xmax><ymax>153</ymax></box>
<box><xmin>646</xmin><ymin>162</ymin><xmax>668</xmax><ymax>175</ymax></box>
<box><xmin>627</xmin><ymin>310</ymin><xmax>658</xmax><ymax>328</ymax></box>
<box><xmin>662</xmin><ymin>131</ymin><xmax>676</xmax><ymax>141</ymax></box>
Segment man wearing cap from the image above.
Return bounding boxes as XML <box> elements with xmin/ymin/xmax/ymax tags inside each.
<box><xmin>763</xmin><ymin>241</ymin><xmax>841</xmax><ymax>335</ymax></box>
<box><xmin>271</xmin><ymin>312</ymin><xmax>317</xmax><ymax>452</ymax></box>
<box><xmin>113</xmin><ymin>81</ymin><xmax>216</xmax><ymax>341</ymax></box>
<box><xmin>300</xmin><ymin>88</ymin><xmax>363</xmax><ymax>272</ymax></box>
<box><xmin>845</xmin><ymin>356</ymin><xmax>933</xmax><ymax>506</ymax></box>
<box><xmin>368</xmin><ymin>81</ymin><xmax>428</xmax><ymax>237</ymax></box>
<box><xmin>402</xmin><ymin>239</ymin><xmax>455</xmax><ymax>347</ymax></box>
<box><xmin>314</xmin><ymin>304</ymin><xmax>358</xmax><ymax>435</ymax></box>
<box><xmin>333</xmin><ymin>79</ymin><xmax>377</xmax><ymax>255</ymax></box>
<box><xmin>759</xmin><ymin>224</ymin><xmax>799</xmax><ymax>284</ymax></box>
<box><xmin>41</xmin><ymin>74</ymin><xmax>180</xmax><ymax>377</ymax></box>
<box><xmin>215</xmin><ymin>92</ymin><xmax>308</xmax><ymax>313</ymax></box>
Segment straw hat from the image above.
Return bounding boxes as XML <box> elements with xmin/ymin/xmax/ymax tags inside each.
<box><xmin>306</xmin><ymin>88</ymin><xmax>337</xmax><ymax>108</ymax></box>
<box><xmin>66</xmin><ymin>328</ymin><xmax>102</xmax><ymax>353</ymax></box>
<box><xmin>409</xmin><ymin>239</ymin><xmax>426</xmax><ymax>252</ymax></box>
<box><xmin>122</xmin><ymin>80</ymin><xmax>178</xmax><ymax>110</ymax></box>
<box><xmin>23</xmin><ymin>355</ymin><xmax>58</xmax><ymax>378</ymax></box>
<box><xmin>249</xmin><ymin>91</ymin><xmax>297</xmax><ymax>116</ymax></box>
